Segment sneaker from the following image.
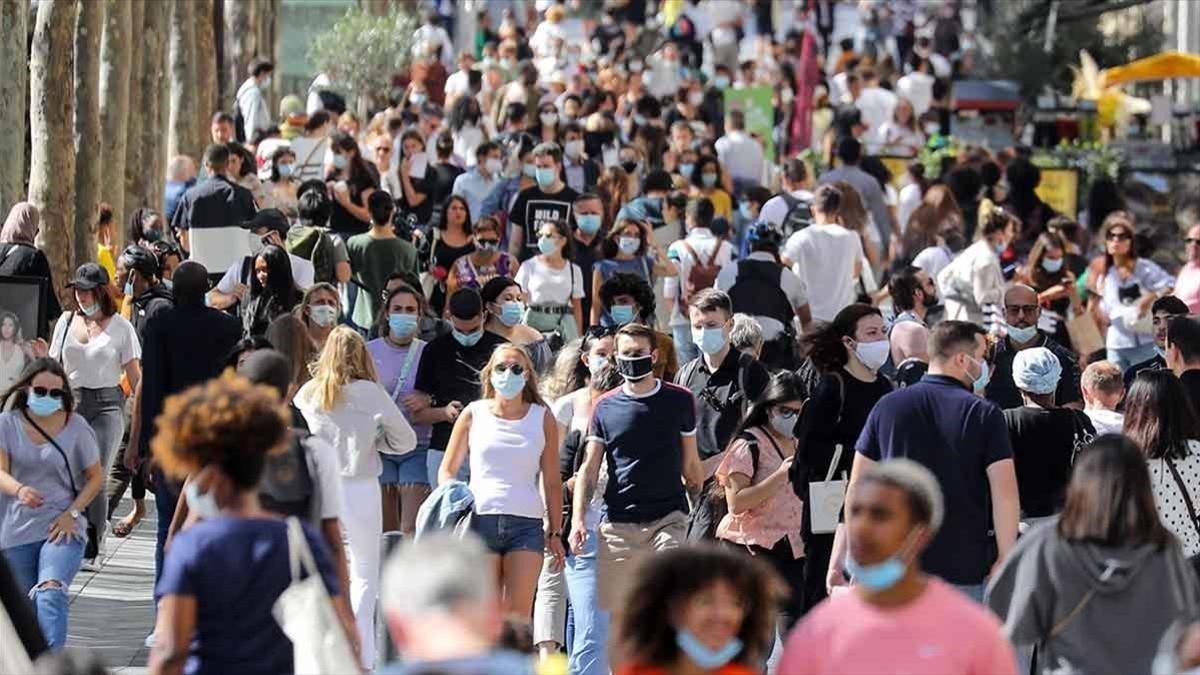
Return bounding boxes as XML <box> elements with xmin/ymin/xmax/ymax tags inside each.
<box><xmin>144</xmin><ymin>631</ymin><xmax>156</xmax><ymax>648</ymax></box>
<box><xmin>79</xmin><ymin>558</ymin><xmax>100</xmax><ymax>573</ymax></box>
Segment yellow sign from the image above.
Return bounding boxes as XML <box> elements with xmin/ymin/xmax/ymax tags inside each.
<box><xmin>1035</xmin><ymin>169</ymin><xmax>1079</xmax><ymax>220</ymax></box>
<box><xmin>878</xmin><ymin>156</ymin><xmax>911</xmax><ymax>189</ymax></box>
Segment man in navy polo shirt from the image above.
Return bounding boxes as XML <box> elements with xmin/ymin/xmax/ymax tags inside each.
<box><xmin>569</xmin><ymin>323</ymin><xmax>704</xmax><ymax>611</ymax></box>
<box><xmin>828</xmin><ymin>321</ymin><xmax>1020</xmax><ymax>602</ymax></box>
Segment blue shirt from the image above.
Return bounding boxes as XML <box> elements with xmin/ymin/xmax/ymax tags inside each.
<box><xmin>588</xmin><ymin>380</ymin><xmax>697</xmax><ymax>523</ymax></box>
<box><xmin>451</xmin><ymin>168</ymin><xmax>498</xmax><ymax>227</ymax></box>
<box><xmin>855</xmin><ymin>374</ymin><xmax>1013</xmax><ymax>585</ymax></box>
<box><xmin>156</xmin><ymin>517</ymin><xmax>340</xmax><ymax>675</ymax></box>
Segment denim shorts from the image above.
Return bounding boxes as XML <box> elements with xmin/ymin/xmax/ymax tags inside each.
<box><xmin>379</xmin><ymin>449</ymin><xmax>430</xmax><ymax>486</ymax></box>
<box><xmin>472</xmin><ymin>513</ymin><xmax>544</xmax><ymax>555</ymax></box>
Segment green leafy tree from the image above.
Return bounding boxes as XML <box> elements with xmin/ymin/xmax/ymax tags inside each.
<box><xmin>308</xmin><ymin>5</ymin><xmax>417</xmax><ymax>117</ymax></box>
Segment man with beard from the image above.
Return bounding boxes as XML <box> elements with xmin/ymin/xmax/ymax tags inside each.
<box><xmin>985</xmin><ymin>284</ymin><xmax>1082</xmax><ymax>410</ymax></box>
<box><xmin>888</xmin><ymin>266</ymin><xmax>938</xmax><ymax>366</ymax></box>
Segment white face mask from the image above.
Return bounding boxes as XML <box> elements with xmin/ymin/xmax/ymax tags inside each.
<box><xmin>485</xmin><ymin>158</ymin><xmax>503</xmax><ymax>176</ymax></box>
<box><xmin>564</xmin><ymin>140</ymin><xmax>584</xmax><ymax>159</ymax></box>
<box><xmin>854</xmin><ymin>339</ymin><xmax>891</xmax><ymax>371</ymax></box>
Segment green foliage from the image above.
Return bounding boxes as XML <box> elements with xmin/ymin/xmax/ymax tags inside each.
<box><xmin>307</xmin><ymin>6</ymin><xmax>417</xmax><ymax>101</ymax></box>
<box><xmin>1032</xmin><ymin>138</ymin><xmax>1123</xmax><ymax>195</ymax></box>
<box><xmin>919</xmin><ymin>134</ymin><xmax>958</xmax><ymax>180</ymax></box>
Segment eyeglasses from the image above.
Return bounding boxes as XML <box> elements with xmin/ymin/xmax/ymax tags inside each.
<box><xmin>494</xmin><ymin>362</ymin><xmax>525</xmax><ymax>375</ymax></box>
<box><xmin>1005</xmin><ymin>304</ymin><xmax>1040</xmax><ymax>316</ymax></box>
<box><xmin>31</xmin><ymin>387</ymin><xmax>66</xmax><ymax>400</ymax></box>
<box><xmin>1106</xmin><ymin>231</ymin><xmax>1132</xmax><ymax>242</ymax></box>
<box><xmin>1186</xmin><ymin>238</ymin><xmax>1200</xmax><ymax>245</ymax></box>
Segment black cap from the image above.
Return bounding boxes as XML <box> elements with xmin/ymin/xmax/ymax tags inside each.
<box><xmin>447</xmin><ymin>288</ymin><xmax>483</xmax><ymax>320</ymax></box>
<box><xmin>118</xmin><ymin>245</ymin><xmax>160</xmax><ymax>278</ymax></box>
<box><xmin>642</xmin><ymin>170</ymin><xmax>673</xmax><ymax>193</ymax></box>
<box><xmin>67</xmin><ymin>262</ymin><xmax>109</xmax><ymax>290</ymax></box>
<box><xmin>241</xmin><ymin>208</ymin><xmax>290</xmax><ymax>236</ymax></box>
<box><xmin>237</xmin><ymin>349</ymin><xmax>292</xmax><ymax>400</ymax></box>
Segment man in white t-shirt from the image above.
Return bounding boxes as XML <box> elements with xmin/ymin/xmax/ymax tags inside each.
<box><xmin>713</xmin><ymin>110</ymin><xmax>764</xmax><ymax>189</ymax></box>
<box><xmin>443</xmin><ymin>52</ymin><xmax>475</xmax><ymax>105</ymax></box>
<box><xmin>855</xmin><ymin>67</ymin><xmax>897</xmax><ymax>142</ymax></box>
<box><xmin>761</xmin><ymin>159</ymin><xmax>814</xmax><ymax>231</ymax></box>
<box><xmin>897</xmin><ymin>58</ymin><xmax>936</xmax><ymax>116</ymax></box>
<box><xmin>207</xmin><ymin>209</ymin><xmax>315</xmax><ymax>310</ymax></box>
<box><xmin>785</xmin><ymin>184</ymin><xmax>864</xmax><ymax>322</ymax></box>
<box><xmin>665</xmin><ymin>198</ymin><xmax>735</xmax><ymax>364</ymax></box>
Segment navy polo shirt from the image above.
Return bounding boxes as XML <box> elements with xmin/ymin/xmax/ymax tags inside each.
<box><xmin>856</xmin><ymin>374</ymin><xmax>1013</xmax><ymax>585</ymax></box>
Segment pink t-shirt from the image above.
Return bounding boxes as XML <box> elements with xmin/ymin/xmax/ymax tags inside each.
<box><xmin>1176</xmin><ymin>262</ymin><xmax>1200</xmax><ymax>314</ymax></box>
<box><xmin>779</xmin><ymin>578</ymin><xmax>1017</xmax><ymax>675</ymax></box>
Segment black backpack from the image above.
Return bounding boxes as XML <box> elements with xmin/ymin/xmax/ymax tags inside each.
<box><xmin>778</xmin><ymin>192</ymin><xmax>815</xmax><ymax>238</ymax></box>
<box><xmin>259</xmin><ymin>430</ymin><xmax>316</xmax><ymax>521</ymax></box>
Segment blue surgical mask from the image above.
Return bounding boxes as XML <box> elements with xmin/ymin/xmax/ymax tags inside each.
<box><xmin>453</xmin><ymin>328</ymin><xmax>483</xmax><ymax>347</ymax></box>
<box><xmin>713</xmin><ymin>75</ymin><xmax>730</xmax><ymax>90</ymax></box>
<box><xmin>702</xmin><ymin>173</ymin><xmax>718</xmax><ymax>188</ymax></box>
<box><xmin>410</xmin><ymin>92</ymin><xmax>427</xmax><ymax>105</ymax></box>
<box><xmin>310</xmin><ymin>304</ymin><xmax>338</xmax><ymax>327</ymax></box>
<box><xmin>27</xmin><ymin>392</ymin><xmax>62</xmax><ymax>417</ymax></box>
<box><xmin>968</xmin><ymin>356</ymin><xmax>991</xmax><ymax>392</ymax></box>
<box><xmin>535</xmin><ymin>166</ymin><xmax>557</xmax><ymax>189</ymax></box>
<box><xmin>844</xmin><ymin>551</ymin><xmax>907</xmax><ymax>592</ymax></box>
<box><xmin>1006</xmin><ymin>324</ymin><xmax>1037</xmax><ymax>344</ymax></box>
<box><xmin>738</xmin><ymin>202</ymin><xmax>753</xmax><ymax>220</ymax></box>
<box><xmin>388</xmin><ymin>312</ymin><xmax>418</xmax><ymax>338</ymax></box>
<box><xmin>1041</xmin><ymin>257</ymin><xmax>1064</xmax><ymax>273</ymax></box>
<box><xmin>124</xmin><ymin>279</ymin><xmax>135</xmax><ymax>298</ymax></box>
<box><xmin>769</xmin><ymin>411</ymin><xmax>797</xmax><ymax>438</ymax></box>
<box><xmin>610</xmin><ymin>304</ymin><xmax>636</xmax><ymax>325</ymax></box>
<box><xmin>79</xmin><ymin>302</ymin><xmax>99</xmax><ymax>317</ymax></box>
<box><xmin>587</xmin><ymin>355</ymin><xmax>609</xmax><ymax>377</ymax></box>
<box><xmin>277</xmin><ymin>163</ymin><xmax>294</xmax><ymax>178</ymax></box>
<box><xmin>490</xmin><ymin>369</ymin><xmax>526</xmax><ymax>400</ymax></box>
<box><xmin>679</xmin><ymin>162</ymin><xmax>694</xmax><ymax>177</ymax></box>
<box><xmin>184</xmin><ymin>481</ymin><xmax>221</xmax><ymax>520</ymax></box>
<box><xmin>994</xmin><ymin>240</ymin><xmax>1007</xmax><ymax>256</ymax></box>
<box><xmin>523</xmin><ymin>163</ymin><xmax>538</xmax><ymax>179</ymax></box>
<box><xmin>675</xmin><ymin>630</ymin><xmax>743</xmax><ymax>671</ymax></box>
<box><xmin>576</xmin><ymin>214</ymin><xmax>602</xmax><ymax>235</ymax></box>
<box><xmin>692</xmin><ymin>326</ymin><xmax>727</xmax><ymax>355</ymax></box>
<box><xmin>332</xmin><ymin>154</ymin><xmax>348</xmax><ymax>170</ymax></box>
<box><xmin>617</xmin><ymin>236</ymin><xmax>640</xmax><ymax>256</ymax></box>
<box><xmin>260</xmin><ymin>75</ymin><xmax>272</xmax><ymax>90</ymax></box>
<box><xmin>537</xmin><ymin>236</ymin><xmax>559</xmax><ymax>255</ymax></box>
<box><xmin>498</xmin><ymin>301</ymin><xmax>524</xmax><ymax>327</ymax></box>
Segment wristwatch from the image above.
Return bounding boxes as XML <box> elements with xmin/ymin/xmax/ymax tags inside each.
<box><xmin>69</xmin><ymin>508</ymin><xmax>80</xmax><ymax>519</ymax></box>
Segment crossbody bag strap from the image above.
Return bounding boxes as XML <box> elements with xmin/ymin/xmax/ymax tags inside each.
<box><xmin>390</xmin><ymin>339</ymin><xmax>425</xmax><ymax>402</ymax></box>
<box><xmin>50</xmin><ymin>311</ymin><xmax>76</xmax><ymax>366</ymax></box>
<box><xmin>21</xmin><ymin>409</ymin><xmax>76</xmax><ymax>497</ymax></box>
<box><xmin>1165</xmin><ymin>457</ymin><xmax>1200</xmax><ymax>539</ymax></box>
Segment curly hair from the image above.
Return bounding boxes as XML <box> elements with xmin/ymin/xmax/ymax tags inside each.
<box><xmin>615</xmin><ymin>545</ymin><xmax>779</xmax><ymax>669</ymax></box>
<box><xmin>151</xmin><ymin>372</ymin><xmax>289</xmax><ymax>489</ymax></box>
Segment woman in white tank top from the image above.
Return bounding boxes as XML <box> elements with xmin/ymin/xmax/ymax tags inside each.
<box><xmin>439</xmin><ymin>343</ymin><xmax>565</xmax><ymax>621</ymax></box>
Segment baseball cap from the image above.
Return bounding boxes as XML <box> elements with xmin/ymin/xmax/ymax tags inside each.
<box><xmin>241</xmin><ymin>208</ymin><xmax>290</xmax><ymax>236</ymax></box>
<box><xmin>67</xmin><ymin>262</ymin><xmax>110</xmax><ymax>290</ymax></box>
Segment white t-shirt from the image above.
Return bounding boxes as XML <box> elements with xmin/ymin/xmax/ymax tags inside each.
<box><xmin>217</xmin><ymin>253</ymin><xmax>315</xmax><ymax>294</ymax></box>
<box><xmin>714</xmin><ymin>130</ymin><xmax>765</xmax><ymax>183</ymax></box>
<box><xmin>913</xmin><ymin>245</ymin><xmax>953</xmax><ymax>280</ymax></box>
<box><xmin>664</xmin><ymin>229</ymin><xmax>735</xmax><ymax>326</ymax></box>
<box><xmin>855</xmin><ymin>87</ymin><xmax>898</xmax><ymax>137</ymax></box>
<box><xmin>786</xmin><ymin>224</ymin><xmax>864</xmax><ymax>323</ymax></box>
<box><xmin>289</xmin><ymin>136</ymin><xmax>333</xmax><ymax>183</ymax></box>
<box><xmin>444</xmin><ymin>70</ymin><xmax>471</xmax><ymax>100</ymax></box>
<box><xmin>515</xmin><ymin>256</ymin><xmax>585</xmax><ymax>306</ymax></box>
<box><xmin>50</xmin><ymin>313</ymin><xmax>141</xmax><ymax>390</ymax></box>
<box><xmin>896</xmin><ymin>71</ymin><xmax>936</xmax><ymax>116</ymax></box>
<box><xmin>897</xmin><ymin>183</ymin><xmax>923</xmax><ymax>233</ymax></box>
<box><xmin>760</xmin><ymin>190</ymin><xmax>814</xmax><ymax>230</ymax></box>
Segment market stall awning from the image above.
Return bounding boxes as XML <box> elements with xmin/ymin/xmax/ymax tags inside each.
<box><xmin>1100</xmin><ymin>51</ymin><xmax>1200</xmax><ymax>88</ymax></box>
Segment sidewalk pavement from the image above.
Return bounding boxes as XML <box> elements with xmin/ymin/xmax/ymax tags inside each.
<box><xmin>67</xmin><ymin>497</ymin><xmax>156</xmax><ymax>674</ymax></box>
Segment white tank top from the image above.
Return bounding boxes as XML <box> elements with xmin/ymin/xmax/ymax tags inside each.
<box><xmin>467</xmin><ymin>400</ymin><xmax>547</xmax><ymax>518</ymax></box>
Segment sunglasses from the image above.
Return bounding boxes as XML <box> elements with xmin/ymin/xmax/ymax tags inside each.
<box><xmin>476</xmin><ymin>239</ymin><xmax>500</xmax><ymax>247</ymax></box>
<box><xmin>494</xmin><ymin>362</ymin><xmax>525</xmax><ymax>375</ymax></box>
<box><xmin>1187</xmin><ymin>238</ymin><xmax>1200</xmax><ymax>245</ymax></box>
<box><xmin>1005</xmin><ymin>304</ymin><xmax>1039</xmax><ymax>316</ymax></box>
<box><xmin>1106</xmin><ymin>232</ymin><xmax>1132</xmax><ymax>241</ymax></box>
<box><xmin>585</xmin><ymin>325</ymin><xmax>618</xmax><ymax>339</ymax></box>
<box><xmin>31</xmin><ymin>387</ymin><xmax>66</xmax><ymax>400</ymax></box>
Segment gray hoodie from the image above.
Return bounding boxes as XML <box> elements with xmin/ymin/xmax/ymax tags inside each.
<box><xmin>987</xmin><ymin>519</ymin><xmax>1200</xmax><ymax>675</ymax></box>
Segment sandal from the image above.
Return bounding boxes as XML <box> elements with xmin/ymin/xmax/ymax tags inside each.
<box><xmin>112</xmin><ymin>511</ymin><xmax>143</xmax><ymax>538</ymax></box>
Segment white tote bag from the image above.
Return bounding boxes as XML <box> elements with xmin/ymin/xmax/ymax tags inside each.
<box><xmin>273</xmin><ymin>517</ymin><xmax>361</xmax><ymax>675</ymax></box>
<box><xmin>0</xmin><ymin>605</ymin><xmax>34</xmax><ymax>675</ymax></box>
<box><xmin>809</xmin><ymin>444</ymin><xmax>849</xmax><ymax>535</ymax></box>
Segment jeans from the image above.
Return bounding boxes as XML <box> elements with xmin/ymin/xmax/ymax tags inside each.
<box><xmin>341</xmin><ymin>476</ymin><xmax>382</xmax><ymax>671</ymax></box>
<box><xmin>75</xmin><ymin>387</ymin><xmax>126</xmax><ymax>557</ymax></box>
<box><xmin>1107</xmin><ymin>342</ymin><xmax>1157</xmax><ymax>374</ymax></box>
<box><xmin>955</xmin><ymin>583</ymin><xmax>986</xmax><ymax>603</ymax></box>
<box><xmin>3</xmin><ymin>538</ymin><xmax>86</xmax><ymax>649</ymax></box>
<box><xmin>671</xmin><ymin>323</ymin><xmax>699</xmax><ymax>366</ymax></box>
<box><xmin>152</xmin><ymin>469</ymin><xmax>180</xmax><ymax>592</ymax></box>
<box><xmin>563</xmin><ymin>532</ymin><xmax>609</xmax><ymax>675</ymax></box>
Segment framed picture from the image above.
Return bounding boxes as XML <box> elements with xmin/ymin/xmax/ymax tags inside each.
<box><xmin>0</xmin><ymin>275</ymin><xmax>50</xmax><ymax>342</ymax></box>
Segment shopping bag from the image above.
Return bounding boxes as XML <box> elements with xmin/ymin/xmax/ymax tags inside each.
<box><xmin>1065</xmin><ymin>310</ymin><xmax>1104</xmax><ymax>356</ymax></box>
<box><xmin>273</xmin><ymin>517</ymin><xmax>360</xmax><ymax>675</ymax></box>
<box><xmin>809</xmin><ymin>444</ymin><xmax>848</xmax><ymax>535</ymax></box>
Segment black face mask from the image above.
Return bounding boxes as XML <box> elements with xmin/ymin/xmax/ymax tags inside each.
<box><xmin>616</xmin><ymin>354</ymin><xmax>653</xmax><ymax>381</ymax></box>
<box><xmin>923</xmin><ymin>292</ymin><xmax>940</xmax><ymax>309</ymax></box>
<box><xmin>621</xmin><ymin>160</ymin><xmax>639</xmax><ymax>174</ymax></box>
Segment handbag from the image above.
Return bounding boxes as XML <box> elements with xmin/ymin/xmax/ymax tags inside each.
<box><xmin>1163</xmin><ymin>457</ymin><xmax>1200</xmax><ymax>578</ymax></box>
<box><xmin>809</xmin><ymin>442</ymin><xmax>848</xmax><ymax>534</ymax></box>
<box><xmin>1064</xmin><ymin>309</ymin><xmax>1104</xmax><ymax>357</ymax></box>
<box><xmin>273</xmin><ymin>517</ymin><xmax>361</xmax><ymax>675</ymax></box>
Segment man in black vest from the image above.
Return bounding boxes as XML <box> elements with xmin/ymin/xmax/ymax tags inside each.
<box><xmin>716</xmin><ymin>221</ymin><xmax>812</xmax><ymax>370</ymax></box>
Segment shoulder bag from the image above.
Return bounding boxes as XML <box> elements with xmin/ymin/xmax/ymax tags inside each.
<box><xmin>1163</xmin><ymin>456</ymin><xmax>1200</xmax><ymax>578</ymax></box>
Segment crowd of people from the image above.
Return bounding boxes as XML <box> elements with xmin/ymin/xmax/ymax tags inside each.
<box><xmin>5</xmin><ymin>1</ymin><xmax>1200</xmax><ymax>674</ymax></box>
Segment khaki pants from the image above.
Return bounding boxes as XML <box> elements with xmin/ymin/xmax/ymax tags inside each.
<box><xmin>597</xmin><ymin>511</ymin><xmax>688</xmax><ymax>611</ymax></box>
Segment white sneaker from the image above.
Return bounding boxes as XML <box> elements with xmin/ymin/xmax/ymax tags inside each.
<box><xmin>144</xmin><ymin>631</ymin><xmax>156</xmax><ymax>648</ymax></box>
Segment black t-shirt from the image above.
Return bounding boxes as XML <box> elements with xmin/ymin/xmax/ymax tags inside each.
<box><xmin>1003</xmin><ymin>406</ymin><xmax>1095</xmax><ymax>518</ymax></box>
<box><xmin>396</xmin><ymin>165</ymin><xmax>434</xmax><ymax>229</ymax></box>
<box><xmin>328</xmin><ymin>166</ymin><xmax>380</xmax><ymax>236</ymax></box>
<box><xmin>509</xmin><ymin>185</ymin><xmax>579</xmax><ymax>260</ymax></box>
<box><xmin>572</xmin><ymin>233</ymin><xmax>601</xmax><ymax>330</ymax></box>
<box><xmin>428</xmin><ymin>161</ymin><xmax>464</xmax><ymax>220</ymax></box>
<box><xmin>674</xmin><ymin>350</ymin><xmax>770</xmax><ymax>461</ymax></box>
<box><xmin>413</xmin><ymin>330</ymin><xmax>506</xmax><ymax>451</ymax></box>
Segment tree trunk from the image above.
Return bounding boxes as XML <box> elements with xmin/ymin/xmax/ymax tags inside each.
<box><xmin>138</xmin><ymin>0</ymin><xmax>168</xmax><ymax>219</ymax></box>
<box><xmin>122</xmin><ymin>0</ymin><xmax>143</xmax><ymax>247</ymax></box>
<box><xmin>361</xmin><ymin>0</ymin><xmax>391</xmax><ymax>16</ymax></box>
<box><xmin>167</xmin><ymin>0</ymin><xmax>196</xmax><ymax>161</ymax></box>
<box><xmin>225</xmin><ymin>0</ymin><xmax>254</xmax><ymax>112</ymax></box>
<box><xmin>73</xmin><ymin>0</ymin><xmax>101</xmax><ymax>271</ymax></box>
<box><xmin>214</xmin><ymin>0</ymin><xmax>228</xmax><ymax>112</ymax></box>
<box><xmin>258</xmin><ymin>0</ymin><xmax>280</xmax><ymax>118</ymax></box>
<box><xmin>194</xmin><ymin>0</ymin><xmax>217</xmax><ymax>154</ymax></box>
<box><xmin>100</xmin><ymin>0</ymin><xmax>130</xmax><ymax>247</ymax></box>
<box><xmin>29</xmin><ymin>0</ymin><xmax>78</xmax><ymax>310</ymax></box>
<box><xmin>0</xmin><ymin>0</ymin><xmax>28</xmax><ymax>217</ymax></box>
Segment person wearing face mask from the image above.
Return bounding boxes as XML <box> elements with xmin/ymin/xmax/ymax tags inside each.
<box><xmin>570</xmin><ymin>323</ymin><xmax>703</xmax><ymax>615</ymax></box>
<box><xmin>593</xmin><ymin>218</ymin><xmax>678</xmax><ymax>326</ymax></box>
<box><xmin>295</xmin><ymin>327</ymin><xmax>416</xmax><ymax>670</ymax></box>
<box><xmin>561</xmin><ymin>123</ymin><xmax>601</xmax><ymax>194</ymax></box>
<box><xmin>713</xmin><ymin>372</ymin><xmax>805</xmax><ymax>634</ymax></box>
<box><xmin>665</xmin><ymin>199</ymin><xmax>736</xmax><ymax>365</ymax></box>
<box><xmin>439</xmin><ymin>344</ymin><xmax>564</xmax><ymax>629</ymax></box>
<box><xmin>480</xmin><ymin>277</ymin><xmax>550</xmax><ymax>370</ymax></box>
<box><xmin>507</xmin><ymin>143</ymin><xmax>580</xmax><ymax>261</ymax></box>
<box><xmin>368</xmin><ymin>285</ymin><xmax>435</xmax><ymax>538</ymax></box>
<box><xmin>453</xmin><ymin>142</ymin><xmax>503</xmax><ymax>223</ymax></box>
<box><xmin>784</xmin><ymin>459</ymin><xmax>1018</xmax><ymax>675</ymax></box>
<box><xmin>234</xmin><ymin>59</ymin><xmax>274</xmax><ymax>143</ymax></box>
<box><xmin>597</xmin><ymin>273</ymin><xmax>679</xmax><ymax>381</ymax></box>
<box><xmin>298</xmin><ymin>282</ymin><xmax>342</xmax><ymax>353</ymax></box>
<box><xmin>347</xmin><ymin>192</ymin><xmax>419</xmax><ymax>330</ymax></box>
<box><xmin>30</xmin><ymin>264</ymin><xmax>141</xmax><ymax>569</ymax></box>
<box><xmin>830</xmin><ymin>321</ymin><xmax>1020</xmax><ymax>604</ymax></box>
<box><xmin>1019</xmin><ymin>228</ymin><xmax>1082</xmax><ymax>349</ymax></box>
<box><xmin>1002</xmin><ymin>347</ymin><xmax>1095</xmax><ymax>530</ymax></box>
<box><xmin>261</xmin><ymin>146</ymin><xmax>300</xmax><ymax>218</ymax></box>
<box><xmin>985</xmin><ymin>285</ymin><xmax>1084</xmax><ymax>412</ymax></box>
<box><xmin>689</xmin><ymin>155</ymin><xmax>733</xmax><ymax>221</ymax></box>
<box><xmin>533</xmin><ymin>104</ymin><xmax>561</xmax><ymax>145</ymax></box>
<box><xmin>413</xmin><ymin>288</ymin><xmax>506</xmax><ymax>481</ymax></box>
<box><xmin>0</xmin><ymin>359</ymin><xmax>103</xmax><ymax>651</ymax></box>
<box><xmin>792</xmin><ymin>304</ymin><xmax>894</xmax><ymax>613</ymax></box>
<box><xmin>613</xmin><ymin>545</ymin><xmax>778</xmax><ymax>675</ymax></box>
<box><xmin>571</xmin><ymin>194</ymin><xmax>605</xmax><ymax>330</ymax></box>
<box><xmin>326</xmin><ymin>131</ymin><xmax>380</xmax><ymax>239</ymax></box>
<box><xmin>515</xmin><ymin>218</ymin><xmax>585</xmax><ymax>343</ymax></box>
<box><xmin>937</xmin><ymin>200</ymin><xmax>1017</xmax><ymax>329</ymax></box>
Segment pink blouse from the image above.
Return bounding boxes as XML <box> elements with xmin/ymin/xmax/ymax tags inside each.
<box><xmin>714</xmin><ymin>427</ymin><xmax>805</xmax><ymax>558</ymax></box>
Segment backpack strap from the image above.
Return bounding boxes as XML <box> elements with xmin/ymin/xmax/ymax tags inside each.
<box><xmin>829</xmin><ymin>371</ymin><xmax>846</xmax><ymax>426</ymax></box>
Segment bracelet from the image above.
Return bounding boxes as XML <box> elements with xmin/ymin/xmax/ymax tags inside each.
<box><xmin>14</xmin><ymin>484</ymin><xmax>26</xmax><ymax>497</ymax></box>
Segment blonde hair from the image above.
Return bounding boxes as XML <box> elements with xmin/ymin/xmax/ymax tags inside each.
<box><xmin>298</xmin><ymin>282</ymin><xmax>341</xmax><ymax>325</ymax></box>
<box><xmin>480</xmin><ymin>344</ymin><xmax>545</xmax><ymax>406</ymax></box>
<box><xmin>308</xmin><ymin>326</ymin><xmax>380</xmax><ymax>411</ymax></box>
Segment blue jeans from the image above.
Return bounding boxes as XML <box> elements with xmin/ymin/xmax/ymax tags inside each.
<box><xmin>1107</xmin><ymin>342</ymin><xmax>1157</xmax><ymax>374</ymax></box>
<box><xmin>471</xmin><ymin>514</ymin><xmax>544</xmax><ymax>554</ymax></box>
<box><xmin>671</xmin><ymin>324</ymin><xmax>699</xmax><ymax>366</ymax></box>
<box><xmin>153</xmin><ymin>468</ymin><xmax>180</xmax><ymax>594</ymax></box>
<box><xmin>955</xmin><ymin>583</ymin><xmax>986</xmax><ymax>603</ymax></box>
<box><xmin>563</xmin><ymin>531</ymin><xmax>609</xmax><ymax>675</ymax></box>
<box><xmin>3</xmin><ymin>538</ymin><xmax>86</xmax><ymax>649</ymax></box>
